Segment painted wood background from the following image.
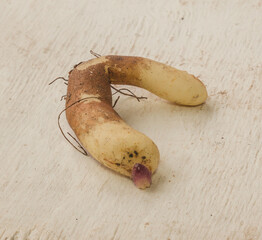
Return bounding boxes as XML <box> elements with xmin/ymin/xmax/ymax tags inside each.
<box><xmin>0</xmin><ymin>0</ymin><xmax>261</xmax><ymax>239</ymax></box>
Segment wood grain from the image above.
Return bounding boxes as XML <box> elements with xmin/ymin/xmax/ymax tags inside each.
<box><xmin>0</xmin><ymin>0</ymin><xmax>261</xmax><ymax>239</ymax></box>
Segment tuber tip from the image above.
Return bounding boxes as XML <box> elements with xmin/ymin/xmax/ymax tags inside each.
<box><xmin>132</xmin><ymin>163</ymin><xmax>152</xmax><ymax>189</ymax></box>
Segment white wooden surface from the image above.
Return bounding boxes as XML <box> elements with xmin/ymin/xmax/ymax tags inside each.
<box><xmin>1</xmin><ymin>0</ymin><xmax>262</xmax><ymax>239</ymax></box>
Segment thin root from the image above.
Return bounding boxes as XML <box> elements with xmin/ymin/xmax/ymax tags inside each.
<box><xmin>67</xmin><ymin>132</ymin><xmax>85</xmax><ymax>152</ymax></box>
<box><xmin>60</xmin><ymin>95</ymin><xmax>67</xmax><ymax>101</ymax></box>
<box><xmin>90</xmin><ymin>50</ymin><xmax>101</xmax><ymax>58</ymax></box>
<box><xmin>49</xmin><ymin>77</ymin><xmax>68</xmax><ymax>85</ymax></box>
<box><xmin>111</xmin><ymin>85</ymin><xmax>147</xmax><ymax>102</ymax></box>
<box><xmin>112</xmin><ymin>96</ymin><xmax>120</xmax><ymax>108</ymax></box>
<box><xmin>58</xmin><ymin>96</ymin><xmax>100</xmax><ymax>156</ymax></box>
<box><xmin>74</xmin><ymin>62</ymin><xmax>83</xmax><ymax>68</ymax></box>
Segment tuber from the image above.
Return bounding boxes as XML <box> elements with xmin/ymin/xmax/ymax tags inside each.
<box><xmin>65</xmin><ymin>55</ymin><xmax>207</xmax><ymax>189</ymax></box>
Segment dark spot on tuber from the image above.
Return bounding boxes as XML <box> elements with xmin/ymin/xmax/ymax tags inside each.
<box><xmin>129</xmin><ymin>153</ymin><xmax>133</xmax><ymax>158</ymax></box>
<box><xmin>193</xmin><ymin>94</ymin><xmax>199</xmax><ymax>99</ymax></box>
<box><xmin>142</xmin><ymin>156</ymin><xmax>146</xmax><ymax>160</ymax></box>
<box><xmin>116</xmin><ymin>163</ymin><xmax>120</xmax><ymax>166</ymax></box>
<box><xmin>134</xmin><ymin>151</ymin><xmax>138</xmax><ymax>156</ymax></box>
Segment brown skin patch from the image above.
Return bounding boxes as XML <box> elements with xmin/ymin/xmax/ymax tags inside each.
<box><xmin>106</xmin><ymin>55</ymin><xmax>144</xmax><ymax>86</ymax></box>
<box><xmin>67</xmin><ymin>62</ymin><xmax>112</xmax><ymax>105</ymax></box>
<box><xmin>67</xmin><ymin>101</ymin><xmax>122</xmax><ymax>136</ymax></box>
<box><xmin>66</xmin><ymin>61</ymin><xmax>122</xmax><ymax>136</ymax></box>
